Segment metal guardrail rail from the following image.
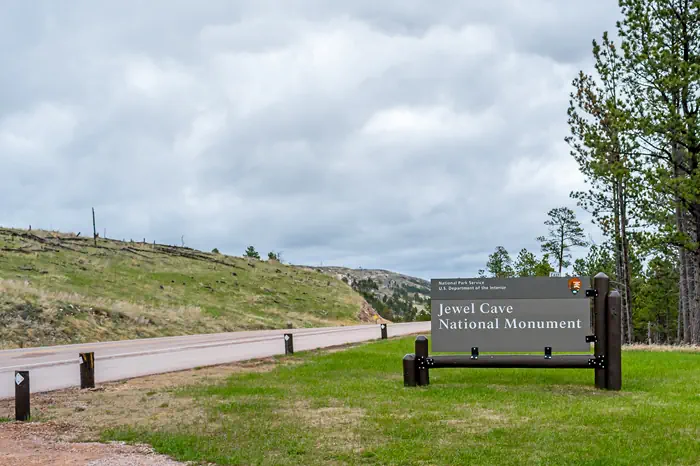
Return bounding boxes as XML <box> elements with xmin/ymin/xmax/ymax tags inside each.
<box><xmin>0</xmin><ymin>322</ymin><xmax>430</xmax><ymax>399</ymax></box>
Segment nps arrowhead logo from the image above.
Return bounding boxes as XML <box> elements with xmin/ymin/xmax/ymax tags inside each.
<box><xmin>568</xmin><ymin>277</ymin><xmax>582</xmax><ymax>295</ymax></box>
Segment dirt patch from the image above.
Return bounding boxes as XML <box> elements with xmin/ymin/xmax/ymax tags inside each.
<box><xmin>282</xmin><ymin>399</ymin><xmax>369</xmax><ymax>453</ymax></box>
<box><xmin>0</xmin><ymin>421</ymin><xmax>189</xmax><ymax>465</ymax></box>
<box><xmin>0</xmin><ymin>356</ymin><xmax>301</xmax><ymax>443</ymax></box>
<box><xmin>0</xmin><ymin>356</ymin><xmax>305</xmax><ymax>464</ymax></box>
<box><xmin>625</xmin><ymin>344</ymin><xmax>700</xmax><ymax>353</ymax></box>
<box><xmin>435</xmin><ymin>406</ymin><xmax>510</xmax><ymax>429</ymax></box>
<box><xmin>0</xmin><ymin>340</ymin><xmax>378</xmax><ymax>462</ymax></box>
<box><xmin>292</xmin><ymin>400</ymin><xmax>365</xmax><ymax>430</ymax></box>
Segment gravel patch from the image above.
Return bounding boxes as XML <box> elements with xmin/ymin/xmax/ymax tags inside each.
<box><xmin>0</xmin><ymin>421</ymin><xmax>190</xmax><ymax>466</ymax></box>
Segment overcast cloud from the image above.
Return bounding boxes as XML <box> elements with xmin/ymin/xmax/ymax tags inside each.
<box><xmin>1</xmin><ymin>1</ymin><xmax>623</xmax><ymax>280</ymax></box>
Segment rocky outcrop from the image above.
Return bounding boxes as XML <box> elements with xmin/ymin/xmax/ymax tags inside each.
<box><xmin>357</xmin><ymin>299</ymin><xmax>390</xmax><ymax>324</ymax></box>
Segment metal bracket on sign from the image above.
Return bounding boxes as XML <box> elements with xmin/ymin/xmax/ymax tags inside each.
<box><xmin>586</xmin><ymin>335</ymin><xmax>598</xmax><ymax>343</ymax></box>
<box><xmin>588</xmin><ymin>355</ymin><xmax>606</xmax><ymax>369</ymax></box>
<box><xmin>585</xmin><ymin>289</ymin><xmax>598</xmax><ymax>298</ymax></box>
<box><xmin>471</xmin><ymin>347</ymin><xmax>479</xmax><ymax>360</ymax></box>
<box><xmin>416</xmin><ymin>356</ymin><xmax>434</xmax><ymax>370</ymax></box>
<box><xmin>544</xmin><ymin>347</ymin><xmax>552</xmax><ymax>359</ymax></box>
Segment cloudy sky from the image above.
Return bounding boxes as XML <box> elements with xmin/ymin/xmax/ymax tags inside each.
<box><xmin>1</xmin><ymin>1</ymin><xmax>623</xmax><ymax>280</ymax></box>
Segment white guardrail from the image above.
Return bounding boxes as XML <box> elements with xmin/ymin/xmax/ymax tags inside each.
<box><xmin>0</xmin><ymin>322</ymin><xmax>430</xmax><ymax>399</ymax></box>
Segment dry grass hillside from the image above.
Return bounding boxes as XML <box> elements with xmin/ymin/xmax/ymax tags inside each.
<box><xmin>0</xmin><ymin>227</ymin><xmax>382</xmax><ymax>349</ymax></box>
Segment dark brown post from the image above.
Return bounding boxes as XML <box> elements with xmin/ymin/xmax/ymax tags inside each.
<box><xmin>80</xmin><ymin>352</ymin><xmax>95</xmax><ymax>389</ymax></box>
<box><xmin>92</xmin><ymin>207</ymin><xmax>97</xmax><ymax>247</ymax></box>
<box><xmin>403</xmin><ymin>354</ymin><xmax>417</xmax><ymax>386</ymax></box>
<box><xmin>415</xmin><ymin>336</ymin><xmax>429</xmax><ymax>386</ymax></box>
<box><xmin>15</xmin><ymin>371</ymin><xmax>30</xmax><ymax>421</ymax></box>
<box><xmin>593</xmin><ymin>272</ymin><xmax>610</xmax><ymax>389</ymax></box>
<box><xmin>606</xmin><ymin>290</ymin><xmax>622</xmax><ymax>390</ymax></box>
<box><xmin>380</xmin><ymin>323</ymin><xmax>387</xmax><ymax>340</ymax></box>
<box><xmin>284</xmin><ymin>333</ymin><xmax>294</xmax><ymax>355</ymax></box>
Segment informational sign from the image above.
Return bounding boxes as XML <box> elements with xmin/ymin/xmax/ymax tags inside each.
<box><xmin>430</xmin><ymin>276</ymin><xmax>592</xmax><ymax>352</ymax></box>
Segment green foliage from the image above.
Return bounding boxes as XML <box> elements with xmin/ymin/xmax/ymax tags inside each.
<box><xmin>514</xmin><ymin>249</ymin><xmax>556</xmax><ymax>277</ymax></box>
<box><xmin>514</xmin><ymin>249</ymin><xmax>537</xmax><ymax>277</ymax></box>
<box><xmin>244</xmin><ymin>246</ymin><xmax>260</xmax><ymax>259</ymax></box>
<box><xmin>536</xmin><ymin>207</ymin><xmax>589</xmax><ymax>274</ymax></box>
<box><xmin>267</xmin><ymin>251</ymin><xmax>279</xmax><ymax>261</ymax></box>
<box><xmin>573</xmin><ymin>243</ymin><xmax>616</xmax><ymax>279</ymax></box>
<box><xmin>486</xmin><ymin>246</ymin><xmax>514</xmax><ymax>278</ymax></box>
<box><xmin>632</xmin><ymin>253</ymin><xmax>680</xmax><ymax>343</ymax></box>
<box><xmin>211</xmin><ymin>248</ymin><xmax>220</xmax><ymax>254</ymax></box>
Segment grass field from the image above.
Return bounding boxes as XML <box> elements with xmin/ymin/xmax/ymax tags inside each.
<box><xmin>88</xmin><ymin>335</ymin><xmax>700</xmax><ymax>466</ymax></box>
<box><xmin>0</xmin><ymin>227</ymin><xmax>377</xmax><ymax>349</ymax></box>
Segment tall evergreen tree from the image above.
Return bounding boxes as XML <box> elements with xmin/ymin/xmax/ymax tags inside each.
<box><xmin>486</xmin><ymin>246</ymin><xmax>515</xmax><ymax>278</ymax></box>
<box><xmin>616</xmin><ymin>0</ymin><xmax>700</xmax><ymax>344</ymax></box>
<box><xmin>536</xmin><ymin>207</ymin><xmax>589</xmax><ymax>274</ymax></box>
<box><xmin>515</xmin><ymin>249</ymin><xmax>556</xmax><ymax>277</ymax></box>
<box><xmin>514</xmin><ymin>249</ymin><xmax>538</xmax><ymax>277</ymax></box>
<box><xmin>566</xmin><ymin>31</ymin><xmax>642</xmax><ymax>343</ymax></box>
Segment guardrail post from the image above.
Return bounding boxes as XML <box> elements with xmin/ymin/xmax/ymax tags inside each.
<box><xmin>593</xmin><ymin>272</ymin><xmax>610</xmax><ymax>389</ymax></box>
<box><xmin>380</xmin><ymin>323</ymin><xmax>387</xmax><ymax>340</ymax></box>
<box><xmin>606</xmin><ymin>290</ymin><xmax>622</xmax><ymax>391</ymax></box>
<box><xmin>15</xmin><ymin>371</ymin><xmax>30</xmax><ymax>421</ymax></box>
<box><xmin>284</xmin><ymin>333</ymin><xmax>294</xmax><ymax>355</ymax></box>
<box><xmin>415</xmin><ymin>336</ymin><xmax>429</xmax><ymax>386</ymax></box>
<box><xmin>80</xmin><ymin>352</ymin><xmax>95</xmax><ymax>389</ymax></box>
<box><xmin>403</xmin><ymin>354</ymin><xmax>416</xmax><ymax>386</ymax></box>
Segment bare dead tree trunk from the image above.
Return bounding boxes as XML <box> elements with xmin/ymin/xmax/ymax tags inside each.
<box><xmin>678</xmin><ymin>291</ymin><xmax>683</xmax><ymax>343</ymax></box>
<box><xmin>92</xmin><ymin>207</ymin><xmax>97</xmax><ymax>247</ymax></box>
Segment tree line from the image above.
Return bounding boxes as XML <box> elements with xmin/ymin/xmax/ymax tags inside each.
<box><xmin>478</xmin><ymin>207</ymin><xmax>588</xmax><ymax>279</ymax></box>
<box><xmin>479</xmin><ymin>203</ymin><xmax>681</xmax><ymax>344</ymax></box>
<box><xmin>490</xmin><ymin>0</ymin><xmax>699</xmax><ymax>345</ymax></box>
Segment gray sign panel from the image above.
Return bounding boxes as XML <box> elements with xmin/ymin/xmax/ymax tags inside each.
<box><xmin>430</xmin><ymin>276</ymin><xmax>592</xmax><ymax>352</ymax></box>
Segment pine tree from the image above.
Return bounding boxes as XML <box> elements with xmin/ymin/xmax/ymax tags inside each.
<box><xmin>616</xmin><ymin>0</ymin><xmax>700</xmax><ymax>344</ymax></box>
<box><xmin>486</xmin><ymin>246</ymin><xmax>515</xmax><ymax>278</ymax></box>
<box><xmin>244</xmin><ymin>246</ymin><xmax>260</xmax><ymax>259</ymax></box>
<box><xmin>536</xmin><ymin>207</ymin><xmax>589</xmax><ymax>274</ymax></box>
<box><xmin>514</xmin><ymin>249</ymin><xmax>538</xmax><ymax>277</ymax></box>
<box><xmin>566</xmin><ymin>31</ymin><xmax>641</xmax><ymax>343</ymax></box>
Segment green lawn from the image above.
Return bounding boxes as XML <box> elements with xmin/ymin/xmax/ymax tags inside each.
<box><xmin>101</xmin><ymin>336</ymin><xmax>700</xmax><ymax>465</ymax></box>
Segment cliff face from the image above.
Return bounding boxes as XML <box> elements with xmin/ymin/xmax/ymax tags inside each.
<box><xmin>298</xmin><ymin>265</ymin><xmax>431</xmax><ymax>322</ymax></box>
<box><xmin>304</xmin><ymin>266</ymin><xmax>430</xmax><ymax>299</ymax></box>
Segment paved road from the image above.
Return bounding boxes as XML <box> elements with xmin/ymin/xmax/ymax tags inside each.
<box><xmin>0</xmin><ymin>322</ymin><xmax>430</xmax><ymax>399</ymax></box>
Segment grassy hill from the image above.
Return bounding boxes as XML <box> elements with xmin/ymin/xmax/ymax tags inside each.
<box><xmin>0</xmin><ymin>227</ymin><xmax>383</xmax><ymax>349</ymax></box>
<box><xmin>300</xmin><ymin>266</ymin><xmax>431</xmax><ymax>322</ymax></box>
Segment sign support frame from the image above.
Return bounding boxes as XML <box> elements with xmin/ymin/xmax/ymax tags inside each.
<box><xmin>403</xmin><ymin>273</ymin><xmax>621</xmax><ymax>391</ymax></box>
